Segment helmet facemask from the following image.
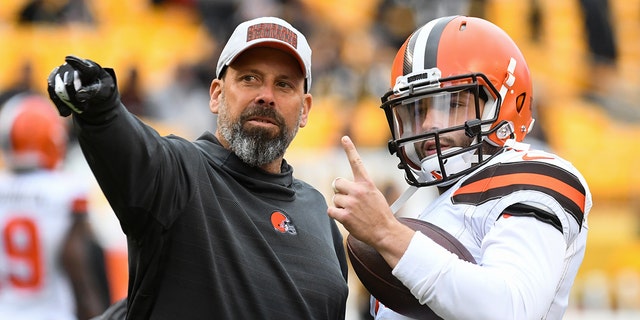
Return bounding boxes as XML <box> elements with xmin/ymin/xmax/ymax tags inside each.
<box><xmin>382</xmin><ymin>16</ymin><xmax>534</xmax><ymax>190</ymax></box>
<box><xmin>382</xmin><ymin>70</ymin><xmax>502</xmax><ymax>187</ymax></box>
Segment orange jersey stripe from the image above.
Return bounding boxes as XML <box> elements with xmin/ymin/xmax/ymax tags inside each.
<box><xmin>452</xmin><ymin>161</ymin><xmax>586</xmax><ymax>227</ymax></box>
<box><xmin>454</xmin><ymin>172</ymin><xmax>585</xmax><ymax>213</ymax></box>
<box><xmin>72</xmin><ymin>197</ymin><xmax>88</xmax><ymax>215</ymax></box>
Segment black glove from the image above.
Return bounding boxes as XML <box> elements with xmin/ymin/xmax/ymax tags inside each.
<box><xmin>47</xmin><ymin>55</ymin><xmax>119</xmax><ymax>117</ymax></box>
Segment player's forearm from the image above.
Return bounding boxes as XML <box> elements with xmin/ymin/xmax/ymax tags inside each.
<box><xmin>393</xmin><ymin>219</ymin><xmax>565</xmax><ymax>319</ymax></box>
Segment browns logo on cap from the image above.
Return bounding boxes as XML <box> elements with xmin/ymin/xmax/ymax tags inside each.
<box><xmin>246</xmin><ymin>23</ymin><xmax>298</xmax><ymax>48</ymax></box>
<box><xmin>216</xmin><ymin>17</ymin><xmax>312</xmax><ymax>93</ymax></box>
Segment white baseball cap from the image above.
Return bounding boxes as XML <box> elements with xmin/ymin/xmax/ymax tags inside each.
<box><xmin>216</xmin><ymin>17</ymin><xmax>312</xmax><ymax>93</ymax></box>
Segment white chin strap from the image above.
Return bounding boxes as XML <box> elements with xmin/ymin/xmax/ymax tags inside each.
<box><xmin>391</xmin><ymin>148</ymin><xmax>477</xmax><ymax>214</ymax></box>
<box><xmin>390</xmin><ymin>185</ymin><xmax>418</xmax><ymax>215</ymax></box>
<box><xmin>415</xmin><ymin>147</ymin><xmax>475</xmax><ymax>185</ymax></box>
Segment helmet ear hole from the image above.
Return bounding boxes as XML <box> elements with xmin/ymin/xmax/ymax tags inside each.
<box><xmin>515</xmin><ymin>92</ymin><xmax>527</xmax><ymax>113</ymax></box>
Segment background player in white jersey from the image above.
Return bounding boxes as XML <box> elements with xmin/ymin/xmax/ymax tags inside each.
<box><xmin>0</xmin><ymin>93</ymin><xmax>108</xmax><ymax>319</ymax></box>
<box><xmin>329</xmin><ymin>16</ymin><xmax>592</xmax><ymax>319</ymax></box>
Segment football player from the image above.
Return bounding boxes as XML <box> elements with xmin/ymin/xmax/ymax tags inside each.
<box><xmin>0</xmin><ymin>93</ymin><xmax>109</xmax><ymax>319</ymax></box>
<box><xmin>329</xmin><ymin>16</ymin><xmax>591</xmax><ymax>320</ymax></box>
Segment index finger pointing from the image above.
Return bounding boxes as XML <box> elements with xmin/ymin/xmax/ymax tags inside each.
<box><xmin>340</xmin><ymin>136</ymin><xmax>370</xmax><ymax>182</ymax></box>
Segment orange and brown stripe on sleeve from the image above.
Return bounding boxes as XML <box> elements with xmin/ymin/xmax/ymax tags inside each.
<box><xmin>452</xmin><ymin>162</ymin><xmax>585</xmax><ymax>228</ymax></box>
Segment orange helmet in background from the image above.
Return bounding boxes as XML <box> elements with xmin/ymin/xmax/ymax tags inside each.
<box><xmin>381</xmin><ymin>16</ymin><xmax>534</xmax><ymax>187</ymax></box>
<box><xmin>0</xmin><ymin>93</ymin><xmax>67</xmax><ymax>170</ymax></box>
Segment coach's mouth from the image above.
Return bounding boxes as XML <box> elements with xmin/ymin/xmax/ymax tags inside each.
<box><xmin>247</xmin><ymin>116</ymin><xmax>278</xmax><ymax>128</ymax></box>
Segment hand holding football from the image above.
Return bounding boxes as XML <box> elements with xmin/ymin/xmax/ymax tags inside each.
<box><xmin>346</xmin><ymin>217</ymin><xmax>476</xmax><ymax>319</ymax></box>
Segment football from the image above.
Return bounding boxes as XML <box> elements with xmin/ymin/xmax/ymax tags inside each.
<box><xmin>346</xmin><ymin>217</ymin><xmax>476</xmax><ymax>319</ymax></box>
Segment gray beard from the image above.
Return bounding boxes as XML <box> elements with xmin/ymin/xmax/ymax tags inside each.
<box><xmin>218</xmin><ymin>93</ymin><xmax>301</xmax><ymax>167</ymax></box>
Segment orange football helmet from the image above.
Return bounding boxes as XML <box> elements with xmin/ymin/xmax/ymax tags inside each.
<box><xmin>0</xmin><ymin>93</ymin><xmax>67</xmax><ymax>170</ymax></box>
<box><xmin>381</xmin><ymin>16</ymin><xmax>534</xmax><ymax>187</ymax></box>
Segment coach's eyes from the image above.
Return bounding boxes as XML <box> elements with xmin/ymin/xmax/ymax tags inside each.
<box><xmin>240</xmin><ymin>75</ymin><xmax>258</xmax><ymax>82</ymax></box>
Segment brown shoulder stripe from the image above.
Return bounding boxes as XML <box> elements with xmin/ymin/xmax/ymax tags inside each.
<box><xmin>452</xmin><ymin>162</ymin><xmax>585</xmax><ymax>226</ymax></box>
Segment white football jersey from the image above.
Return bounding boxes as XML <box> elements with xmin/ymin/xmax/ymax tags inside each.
<box><xmin>0</xmin><ymin>169</ymin><xmax>89</xmax><ymax>320</ymax></box>
<box><xmin>375</xmin><ymin>147</ymin><xmax>591</xmax><ymax>320</ymax></box>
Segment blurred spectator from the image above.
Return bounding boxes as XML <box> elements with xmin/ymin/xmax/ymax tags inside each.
<box><xmin>468</xmin><ymin>0</ymin><xmax>487</xmax><ymax>19</ymax></box>
<box><xmin>144</xmin><ymin>62</ymin><xmax>215</xmax><ymax>139</ymax></box>
<box><xmin>58</xmin><ymin>0</ymin><xmax>94</xmax><ymax>24</ymax></box>
<box><xmin>0</xmin><ymin>61</ymin><xmax>35</xmax><ymax>108</ymax></box>
<box><xmin>18</xmin><ymin>0</ymin><xmax>94</xmax><ymax>25</ymax></box>
<box><xmin>236</xmin><ymin>0</ymin><xmax>281</xmax><ymax>20</ymax></box>
<box><xmin>378</xmin><ymin>0</ymin><xmax>472</xmax><ymax>30</ymax></box>
<box><xmin>150</xmin><ymin>0</ymin><xmax>197</xmax><ymax>7</ymax></box>
<box><xmin>410</xmin><ymin>0</ymin><xmax>471</xmax><ymax>24</ymax></box>
<box><xmin>579</xmin><ymin>0</ymin><xmax>618</xmax><ymax>77</ymax></box>
<box><xmin>578</xmin><ymin>0</ymin><xmax>619</xmax><ymax>101</ymax></box>
<box><xmin>119</xmin><ymin>67</ymin><xmax>149</xmax><ymax>118</ymax></box>
<box><xmin>374</xmin><ymin>0</ymin><xmax>418</xmax><ymax>48</ymax></box>
<box><xmin>576</xmin><ymin>0</ymin><xmax>640</xmax><ymax>121</ymax></box>
<box><xmin>306</xmin><ymin>24</ymin><xmax>350</xmax><ymax>97</ymax></box>
<box><xmin>195</xmin><ymin>0</ymin><xmax>241</xmax><ymax>43</ymax></box>
<box><xmin>18</xmin><ymin>0</ymin><xmax>62</xmax><ymax>24</ymax></box>
<box><xmin>0</xmin><ymin>93</ymin><xmax>110</xmax><ymax>319</ymax></box>
<box><xmin>275</xmin><ymin>0</ymin><xmax>314</xmax><ymax>35</ymax></box>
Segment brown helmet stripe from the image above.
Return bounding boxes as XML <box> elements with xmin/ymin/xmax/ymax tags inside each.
<box><xmin>424</xmin><ymin>16</ymin><xmax>455</xmax><ymax>69</ymax></box>
<box><xmin>403</xmin><ymin>29</ymin><xmax>418</xmax><ymax>76</ymax></box>
<box><xmin>403</xmin><ymin>16</ymin><xmax>457</xmax><ymax>75</ymax></box>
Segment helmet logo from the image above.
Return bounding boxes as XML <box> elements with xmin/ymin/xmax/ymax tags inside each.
<box><xmin>270</xmin><ymin>211</ymin><xmax>297</xmax><ymax>235</ymax></box>
<box><xmin>394</xmin><ymin>68</ymin><xmax>442</xmax><ymax>95</ymax></box>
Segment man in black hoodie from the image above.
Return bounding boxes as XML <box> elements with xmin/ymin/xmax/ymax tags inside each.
<box><xmin>47</xmin><ymin>16</ymin><xmax>348</xmax><ymax>320</ymax></box>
